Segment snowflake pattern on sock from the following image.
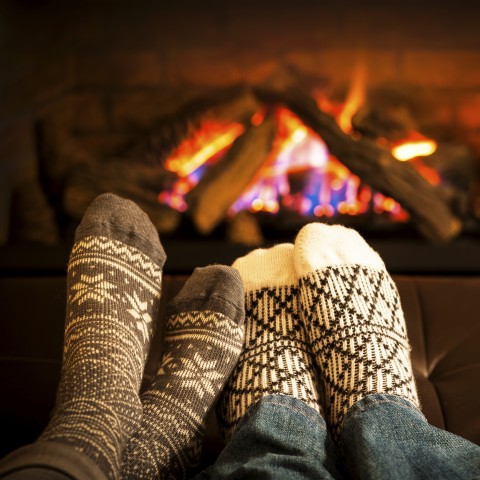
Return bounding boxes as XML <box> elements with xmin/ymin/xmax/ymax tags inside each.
<box><xmin>40</xmin><ymin>235</ymin><xmax>164</xmax><ymax>479</ymax></box>
<box><xmin>121</xmin><ymin>310</ymin><xmax>244</xmax><ymax>480</ymax></box>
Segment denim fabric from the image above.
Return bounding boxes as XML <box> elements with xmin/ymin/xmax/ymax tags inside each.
<box><xmin>195</xmin><ymin>393</ymin><xmax>480</xmax><ymax>480</ymax></box>
<box><xmin>2</xmin><ymin>394</ymin><xmax>479</xmax><ymax>479</ymax></box>
<box><xmin>194</xmin><ymin>394</ymin><xmax>345</xmax><ymax>480</ymax></box>
<box><xmin>341</xmin><ymin>394</ymin><xmax>480</xmax><ymax>480</ymax></box>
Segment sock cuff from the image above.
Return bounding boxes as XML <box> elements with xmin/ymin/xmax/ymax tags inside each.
<box><xmin>232</xmin><ymin>243</ymin><xmax>297</xmax><ymax>291</ymax></box>
<box><xmin>294</xmin><ymin>223</ymin><xmax>384</xmax><ymax>276</ymax></box>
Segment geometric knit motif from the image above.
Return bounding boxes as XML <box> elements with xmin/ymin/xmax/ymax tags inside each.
<box><xmin>218</xmin><ymin>285</ymin><xmax>322</xmax><ymax>440</ymax></box>
<box><xmin>298</xmin><ymin>264</ymin><xmax>419</xmax><ymax>440</ymax></box>
<box><xmin>40</xmin><ymin>235</ymin><xmax>163</xmax><ymax>480</ymax></box>
<box><xmin>121</xmin><ymin>310</ymin><xmax>244</xmax><ymax>480</ymax></box>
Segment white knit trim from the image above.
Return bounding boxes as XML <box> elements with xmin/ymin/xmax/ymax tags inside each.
<box><xmin>294</xmin><ymin>223</ymin><xmax>384</xmax><ymax>276</ymax></box>
<box><xmin>232</xmin><ymin>243</ymin><xmax>297</xmax><ymax>291</ymax></box>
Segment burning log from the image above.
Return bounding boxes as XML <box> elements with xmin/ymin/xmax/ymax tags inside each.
<box><xmin>256</xmin><ymin>84</ymin><xmax>462</xmax><ymax>243</ymax></box>
<box><xmin>135</xmin><ymin>88</ymin><xmax>260</xmax><ymax>166</ymax></box>
<box><xmin>187</xmin><ymin>116</ymin><xmax>277</xmax><ymax>234</ymax></box>
<box><xmin>227</xmin><ymin>210</ymin><xmax>264</xmax><ymax>246</ymax></box>
<box><xmin>64</xmin><ymin>160</ymin><xmax>181</xmax><ymax>234</ymax></box>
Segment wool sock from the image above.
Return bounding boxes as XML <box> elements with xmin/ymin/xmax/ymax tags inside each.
<box><xmin>294</xmin><ymin>223</ymin><xmax>419</xmax><ymax>440</ymax></box>
<box><xmin>39</xmin><ymin>193</ymin><xmax>166</xmax><ymax>479</ymax></box>
<box><xmin>120</xmin><ymin>265</ymin><xmax>245</xmax><ymax>480</ymax></box>
<box><xmin>218</xmin><ymin>244</ymin><xmax>322</xmax><ymax>441</ymax></box>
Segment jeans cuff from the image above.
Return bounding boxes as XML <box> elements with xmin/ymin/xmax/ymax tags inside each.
<box><xmin>343</xmin><ymin>393</ymin><xmax>426</xmax><ymax>430</ymax></box>
<box><xmin>236</xmin><ymin>394</ymin><xmax>325</xmax><ymax>434</ymax></box>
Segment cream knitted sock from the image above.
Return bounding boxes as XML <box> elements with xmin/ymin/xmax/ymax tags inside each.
<box><xmin>218</xmin><ymin>244</ymin><xmax>322</xmax><ymax>440</ymax></box>
<box><xmin>294</xmin><ymin>223</ymin><xmax>419</xmax><ymax>440</ymax></box>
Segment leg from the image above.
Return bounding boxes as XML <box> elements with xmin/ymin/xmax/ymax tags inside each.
<box><xmin>212</xmin><ymin>245</ymin><xmax>344</xmax><ymax>480</ymax></box>
<box><xmin>294</xmin><ymin>222</ymin><xmax>480</xmax><ymax>479</ymax></box>
<box><xmin>341</xmin><ymin>394</ymin><xmax>480</xmax><ymax>480</ymax></box>
<box><xmin>0</xmin><ymin>194</ymin><xmax>166</xmax><ymax>480</ymax></box>
<box><xmin>196</xmin><ymin>395</ymin><xmax>343</xmax><ymax>480</ymax></box>
<box><xmin>121</xmin><ymin>266</ymin><xmax>245</xmax><ymax>480</ymax></box>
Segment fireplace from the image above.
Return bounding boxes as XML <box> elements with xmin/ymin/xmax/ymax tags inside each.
<box><xmin>2</xmin><ymin>1</ymin><xmax>480</xmax><ymax>273</ymax></box>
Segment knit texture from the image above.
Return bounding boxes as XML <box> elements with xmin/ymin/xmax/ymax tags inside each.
<box><xmin>294</xmin><ymin>223</ymin><xmax>419</xmax><ymax>440</ymax></box>
<box><xmin>121</xmin><ymin>266</ymin><xmax>245</xmax><ymax>480</ymax></box>
<box><xmin>40</xmin><ymin>193</ymin><xmax>165</xmax><ymax>480</ymax></box>
<box><xmin>218</xmin><ymin>244</ymin><xmax>322</xmax><ymax>440</ymax></box>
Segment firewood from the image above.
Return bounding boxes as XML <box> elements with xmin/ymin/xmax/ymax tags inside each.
<box><xmin>64</xmin><ymin>159</ymin><xmax>181</xmax><ymax>234</ymax></box>
<box><xmin>187</xmin><ymin>116</ymin><xmax>277</xmax><ymax>234</ymax></box>
<box><xmin>227</xmin><ymin>210</ymin><xmax>264</xmax><ymax>246</ymax></box>
<box><xmin>132</xmin><ymin>88</ymin><xmax>260</xmax><ymax>166</ymax></box>
<box><xmin>255</xmin><ymin>84</ymin><xmax>462</xmax><ymax>243</ymax></box>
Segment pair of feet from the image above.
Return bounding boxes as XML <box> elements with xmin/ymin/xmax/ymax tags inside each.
<box><xmin>222</xmin><ymin>226</ymin><xmax>419</xmax><ymax>442</ymax></box>
<box><xmin>39</xmin><ymin>193</ymin><xmax>419</xmax><ymax>479</ymax></box>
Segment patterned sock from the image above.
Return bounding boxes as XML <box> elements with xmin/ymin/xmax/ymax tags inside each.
<box><xmin>120</xmin><ymin>265</ymin><xmax>245</xmax><ymax>480</ymax></box>
<box><xmin>218</xmin><ymin>244</ymin><xmax>322</xmax><ymax>441</ymax></box>
<box><xmin>294</xmin><ymin>223</ymin><xmax>420</xmax><ymax>440</ymax></box>
<box><xmin>39</xmin><ymin>193</ymin><xmax>166</xmax><ymax>479</ymax></box>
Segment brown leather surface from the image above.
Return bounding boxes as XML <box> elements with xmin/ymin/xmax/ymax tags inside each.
<box><xmin>0</xmin><ymin>274</ymin><xmax>479</xmax><ymax>459</ymax></box>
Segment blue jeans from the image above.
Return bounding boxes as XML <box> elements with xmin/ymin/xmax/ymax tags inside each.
<box><xmin>1</xmin><ymin>394</ymin><xmax>479</xmax><ymax>479</ymax></box>
<box><xmin>194</xmin><ymin>394</ymin><xmax>480</xmax><ymax>480</ymax></box>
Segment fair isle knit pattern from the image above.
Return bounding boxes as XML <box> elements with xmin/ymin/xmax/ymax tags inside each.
<box><xmin>218</xmin><ymin>244</ymin><xmax>322</xmax><ymax>441</ymax></box>
<box><xmin>121</xmin><ymin>266</ymin><xmax>244</xmax><ymax>480</ymax></box>
<box><xmin>40</xmin><ymin>194</ymin><xmax>165</xmax><ymax>480</ymax></box>
<box><xmin>294</xmin><ymin>223</ymin><xmax>419</xmax><ymax>440</ymax></box>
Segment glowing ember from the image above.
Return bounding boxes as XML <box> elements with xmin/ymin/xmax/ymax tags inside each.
<box><xmin>392</xmin><ymin>139</ymin><xmax>437</xmax><ymax>162</ymax></box>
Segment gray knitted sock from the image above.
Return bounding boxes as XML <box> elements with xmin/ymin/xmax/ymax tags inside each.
<box><xmin>294</xmin><ymin>223</ymin><xmax>419</xmax><ymax>441</ymax></box>
<box><xmin>120</xmin><ymin>266</ymin><xmax>245</xmax><ymax>480</ymax></box>
<box><xmin>39</xmin><ymin>193</ymin><xmax>166</xmax><ymax>480</ymax></box>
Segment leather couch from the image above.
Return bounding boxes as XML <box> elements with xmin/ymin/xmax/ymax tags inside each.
<box><xmin>1</xmin><ymin>274</ymin><xmax>479</xmax><ymax>464</ymax></box>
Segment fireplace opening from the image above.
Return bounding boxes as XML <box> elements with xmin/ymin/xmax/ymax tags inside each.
<box><xmin>2</xmin><ymin>1</ymin><xmax>480</xmax><ymax>273</ymax></box>
<box><xmin>153</xmin><ymin>79</ymin><xmax>472</xmax><ymax>247</ymax></box>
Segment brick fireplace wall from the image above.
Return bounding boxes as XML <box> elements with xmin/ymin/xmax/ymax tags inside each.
<box><xmin>2</xmin><ymin>0</ymin><xmax>480</xmax><ymax>244</ymax></box>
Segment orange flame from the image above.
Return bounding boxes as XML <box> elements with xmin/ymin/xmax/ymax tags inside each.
<box><xmin>166</xmin><ymin>120</ymin><xmax>244</xmax><ymax>177</ymax></box>
<box><xmin>159</xmin><ymin>98</ymin><xmax>440</xmax><ymax>224</ymax></box>
<box><xmin>337</xmin><ymin>57</ymin><xmax>366</xmax><ymax>134</ymax></box>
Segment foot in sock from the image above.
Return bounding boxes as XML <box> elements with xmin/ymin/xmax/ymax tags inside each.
<box><xmin>121</xmin><ymin>265</ymin><xmax>245</xmax><ymax>480</ymax></box>
<box><xmin>218</xmin><ymin>244</ymin><xmax>322</xmax><ymax>441</ymax></box>
<box><xmin>294</xmin><ymin>223</ymin><xmax>419</xmax><ymax>440</ymax></box>
<box><xmin>39</xmin><ymin>193</ymin><xmax>166</xmax><ymax>479</ymax></box>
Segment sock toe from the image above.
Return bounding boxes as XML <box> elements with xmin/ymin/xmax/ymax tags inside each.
<box><xmin>167</xmin><ymin>265</ymin><xmax>245</xmax><ymax>326</ymax></box>
<box><xmin>232</xmin><ymin>243</ymin><xmax>296</xmax><ymax>290</ymax></box>
<box><xmin>294</xmin><ymin>223</ymin><xmax>384</xmax><ymax>276</ymax></box>
<box><xmin>75</xmin><ymin>193</ymin><xmax>166</xmax><ymax>266</ymax></box>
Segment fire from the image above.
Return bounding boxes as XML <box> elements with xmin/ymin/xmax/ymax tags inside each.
<box><xmin>315</xmin><ymin>54</ymin><xmax>366</xmax><ymax>134</ymax></box>
<box><xmin>337</xmin><ymin>58</ymin><xmax>367</xmax><ymax>134</ymax></box>
<box><xmin>159</xmin><ymin>89</ymin><xmax>440</xmax><ymax>223</ymax></box>
<box><xmin>232</xmin><ymin>108</ymin><xmax>381</xmax><ymax>219</ymax></box>
<box><xmin>390</xmin><ymin>132</ymin><xmax>440</xmax><ymax>185</ymax></box>
<box><xmin>166</xmin><ymin>120</ymin><xmax>244</xmax><ymax>177</ymax></box>
<box><xmin>159</xmin><ymin>119</ymin><xmax>245</xmax><ymax>211</ymax></box>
